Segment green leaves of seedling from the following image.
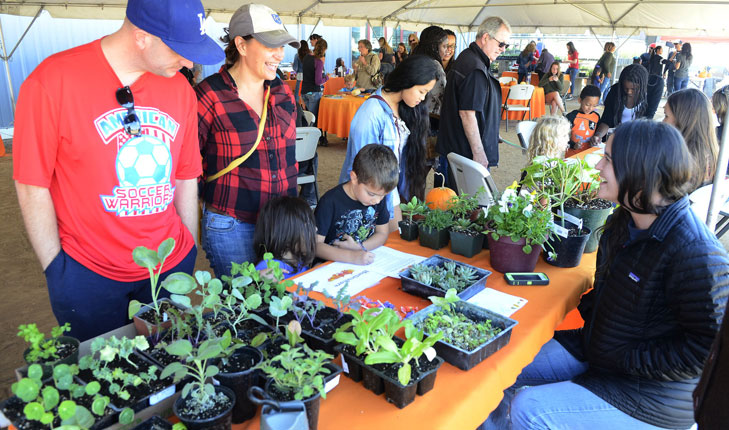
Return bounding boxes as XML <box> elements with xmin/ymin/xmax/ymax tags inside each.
<box><xmin>119</xmin><ymin>408</ymin><xmax>135</xmax><ymax>425</ymax></box>
<box><xmin>269</xmin><ymin>295</ymin><xmax>292</xmax><ymax>318</ymax></box>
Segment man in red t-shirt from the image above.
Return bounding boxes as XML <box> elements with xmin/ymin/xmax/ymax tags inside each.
<box><xmin>12</xmin><ymin>0</ymin><xmax>223</xmax><ymax>341</ymax></box>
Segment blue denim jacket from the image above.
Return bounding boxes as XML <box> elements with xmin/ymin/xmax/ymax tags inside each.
<box><xmin>338</xmin><ymin>88</ymin><xmax>403</xmax><ymax>217</ymax></box>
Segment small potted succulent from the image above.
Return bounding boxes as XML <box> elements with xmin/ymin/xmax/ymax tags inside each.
<box><xmin>484</xmin><ymin>182</ymin><xmax>552</xmax><ymax>273</ymax></box>
<box><xmin>399</xmin><ymin>255</ymin><xmax>491</xmax><ymax>300</ymax></box>
<box><xmin>18</xmin><ymin>322</ymin><xmax>80</xmax><ymax>379</ymax></box>
<box><xmin>418</xmin><ymin>208</ymin><xmax>454</xmax><ymax>250</ymax></box>
<box><xmin>398</xmin><ymin>196</ymin><xmax>428</xmax><ymax>241</ymax></box>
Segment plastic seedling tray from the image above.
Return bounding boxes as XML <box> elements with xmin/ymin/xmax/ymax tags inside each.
<box><xmin>398</xmin><ymin>254</ymin><xmax>491</xmax><ymax>301</ymax></box>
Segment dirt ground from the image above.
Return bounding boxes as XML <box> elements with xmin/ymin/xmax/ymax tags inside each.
<box><xmin>2</xmin><ymin>97</ymin><xmax>725</xmax><ymax>399</ymax></box>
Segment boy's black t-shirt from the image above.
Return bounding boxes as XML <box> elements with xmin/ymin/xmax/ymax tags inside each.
<box><xmin>314</xmin><ymin>183</ymin><xmax>390</xmax><ymax>245</ymax></box>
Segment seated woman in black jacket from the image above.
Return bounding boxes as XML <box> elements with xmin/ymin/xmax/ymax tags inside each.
<box><xmin>590</xmin><ymin>64</ymin><xmax>649</xmax><ymax>145</ymax></box>
<box><xmin>485</xmin><ymin>120</ymin><xmax>729</xmax><ymax>430</ymax></box>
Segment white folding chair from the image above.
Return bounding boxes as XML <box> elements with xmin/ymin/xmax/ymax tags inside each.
<box><xmin>295</xmin><ymin>127</ymin><xmax>321</xmax><ymax>205</ymax></box>
<box><xmin>498</xmin><ymin>76</ymin><xmax>516</xmax><ymax>85</ymax></box>
<box><xmin>689</xmin><ymin>183</ymin><xmax>729</xmax><ymax>239</ymax></box>
<box><xmin>516</xmin><ymin>121</ymin><xmax>538</xmax><ymax>155</ymax></box>
<box><xmin>446</xmin><ymin>152</ymin><xmax>500</xmax><ymax>209</ymax></box>
<box><xmin>501</xmin><ymin>84</ymin><xmax>535</xmax><ymax>131</ymax></box>
<box><xmin>301</xmin><ymin>110</ymin><xmax>316</xmax><ymax>127</ymax></box>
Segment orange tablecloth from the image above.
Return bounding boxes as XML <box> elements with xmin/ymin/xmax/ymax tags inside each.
<box><xmin>501</xmin><ymin>85</ymin><xmax>545</xmax><ymax>120</ymax></box>
<box><xmin>284</xmin><ymin>79</ymin><xmax>300</xmax><ymax>97</ymax></box>
<box><xmin>284</xmin><ymin>76</ymin><xmax>346</xmax><ymax>98</ymax></box>
<box><xmin>236</xmin><ymin>231</ymin><xmax>596</xmax><ymax>430</ymax></box>
<box><xmin>317</xmin><ymin>94</ymin><xmax>367</xmax><ymax>139</ymax></box>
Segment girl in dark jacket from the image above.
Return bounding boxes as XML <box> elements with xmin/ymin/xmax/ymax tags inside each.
<box><xmin>486</xmin><ymin>120</ymin><xmax>729</xmax><ymax>430</ymax></box>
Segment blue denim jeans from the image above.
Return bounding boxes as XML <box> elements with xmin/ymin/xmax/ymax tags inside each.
<box><xmin>568</xmin><ymin>68</ymin><xmax>579</xmax><ymax>95</ymax></box>
<box><xmin>44</xmin><ymin>246</ymin><xmax>197</xmax><ymax>341</ymax></box>
<box><xmin>674</xmin><ymin>76</ymin><xmax>689</xmax><ymax>92</ymax></box>
<box><xmin>599</xmin><ymin>79</ymin><xmax>611</xmax><ymax>104</ymax></box>
<box><xmin>301</xmin><ymin>91</ymin><xmax>323</xmax><ymax>122</ymax></box>
<box><xmin>482</xmin><ymin>339</ymin><xmax>665</xmax><ymax>430</ymax></box>
<box><xmin>201</xmin><ymin>206</ymin><xmax>256</xmax><ymax>279</ymax></box>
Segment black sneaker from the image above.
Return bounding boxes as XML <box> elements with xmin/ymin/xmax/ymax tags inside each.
<box><xmin>318</xmin><ymin>136</ymin><xmax>328</xmax><ymax>147</ymax></box>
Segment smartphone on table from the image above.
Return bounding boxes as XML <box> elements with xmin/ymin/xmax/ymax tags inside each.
<box><xmin>504</xmin><ymin>272</ymin><xmax>550</xmax><ymax>286</ymax></box>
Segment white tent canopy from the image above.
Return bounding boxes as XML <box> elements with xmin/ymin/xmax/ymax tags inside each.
<box><xmin>2</xmin><ymin>0</ymin><xmax>729</xmax><ymax>37</ymax></box>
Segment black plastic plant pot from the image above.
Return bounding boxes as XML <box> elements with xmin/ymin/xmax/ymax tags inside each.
<box><xmin>263</xmin><ymin>380</ymin><xmax>322</xmax><ymax>430</ymax></box>
<box><xmin>481</xmin><ymin>232</ymin><xmax>490</xmax><ymax>249</ymax></box>
<box><xmin>407</xmin><ymin>301</ymin><xmax>518</xmax><ymax>371</ymax></box>
<box><xmin>418</xmin><ymin>225</ymin><xmax>449</xmax><ymax>250</ymax></box>
<box><xmin>398</xmin><ymin>220</ymin><xmax>419</xmax><ymax>241</ymax></box>
<box><xmin>216</xmin><ymin>347</ymin><xmax>263</xmax><ymax>424</ymax></box>
<box><xmin>564</xmin><ymin>204</ymin><xmax>612</xmax><ymax>253</ymax></box>
<box><xmin>173</xmin><ymin>385</ymin><xmax>235</xmax><ymax>430</ymax></box>
<box><xmin>361</xmin><ymin>365</ymin><xmax>385</xmax><ymax>395</ymax></box>
<box><xmin>131</xmin><ymin>415</ymin><xmax>173</xmax><ymax>430</ymax></box>
<box><xmin>334</xmin><ymin>344</ymin><xmax>363</xmax><ymax>382</ymax></box>
<box><xmin>23</xmin><ymin>335</ymin><xmax>80</xmax><ymax>379</ymax></box>
<box><xmin>449</xmin><ymin>230</ymin><xmax>485</xmax><ymax>258</ymax></box>
<box><xmin>299</xmin><ymin>309</ymin><xmax>354</xmax><ymax>355</ymax></box>
<box><xmin>545</xmin><ymin>220</ymin><xmax>592</xmax><ymax>268</ymax></box>
<box><xmin>372</xmin><ymin>355</ymin><xmax>444</xmax><ymax>409</ymax></box>
<box><xmin>133</xmin><ymin>298</ymin><xmax>185</xmax><ymax>337</ymax></box>
<box><xmin>398</xmin><ymin>254</ymin><xmax>492</xmax><ymax>301</ymax></box>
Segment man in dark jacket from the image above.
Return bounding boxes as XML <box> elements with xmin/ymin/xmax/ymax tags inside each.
<box><xmin>435</xmin><ymin>16</ymin><xmax>511</xmax><ymax>189</ymax></box>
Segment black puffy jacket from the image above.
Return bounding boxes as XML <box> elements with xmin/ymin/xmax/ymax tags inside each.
<box><xmin>556</xmin><ymin>197</ymin><xmax>729</xmax><ymax>429</ymax></box>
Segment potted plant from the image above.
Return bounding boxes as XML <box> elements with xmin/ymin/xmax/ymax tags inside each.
<box><xmin>257</xmin><ymin>343</ymin><xmax>335</xmax><ymax>430</ymax></box>
<box><xmin>18</xmin><ymin>322</ymin><xmax>80</xmax><ymax>379</ymax></box>
<box><xmin>484</xmin><ymin>183</ymin><xmax>552</xmax><ymax>273</ymax></box>
<box><xmin>562</xmin><ymin>158</ymin><xmax>613</xmax><ymax>253</ymax></box>
<box><xmin>418</xmin><ymin>208</ymin><xmax>454</xmax><ymax>250</ymax></box>
<box><xmin>408</xmin><ymin>289</ymin><xmax>518</xmax><ymax>370</ymax></box>
<box><xmin>521</xmin><ymin>157</ymin><xmax>594</xmax><ymax>267</ymax></box>
<box><xmin>2</xmin><ymin>363</ymin><xmax>135</xmax><ymax>430</ymax></box>
<box><xmin>449</xmin><ymin>218</ymin><xmax>484</xmax><ymax>258</ymax></box>
<box><xmin>127</xmin><ymin>238</ymin><xmax>194</xmax><ymax>336</ymax></box>
<box><xmin>399</xmin><ymin>255</ymin><xmax>490</xmax><ymax>300</ymax></box>
<box><xmin>398</xmin><ymin>196</ymin><xmax>428</xmax><ymax>241</ymax></box>
<box><xmin>161</xmin><ymin>330</ymin><xmax>240</xmax><ymax>430</ymax></box>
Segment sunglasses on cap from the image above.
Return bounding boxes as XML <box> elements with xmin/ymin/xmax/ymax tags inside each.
<box><xmin>115</xmin><ymin>86</ymin><xmax>141</xmax><ymax>136</ymax></box>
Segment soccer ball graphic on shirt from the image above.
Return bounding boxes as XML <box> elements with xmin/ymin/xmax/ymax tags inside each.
<box><xmin>116</xmin><ymin>136</ymin><xmax>172</xmax><ymax>187</ymax></box>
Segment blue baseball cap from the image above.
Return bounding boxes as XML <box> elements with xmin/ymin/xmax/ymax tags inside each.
<box><xmin>126</xmin><ymin>0</ymin><xmax>224</xmax><ymax>65</ymax></box>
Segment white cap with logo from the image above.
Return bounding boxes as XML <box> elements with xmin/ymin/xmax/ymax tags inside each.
<box><xmin>228</xmin><ymin>4</ymin><xmax>300</xmax><ymax>49</ymax></box>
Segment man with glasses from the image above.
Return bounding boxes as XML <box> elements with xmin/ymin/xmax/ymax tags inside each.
<box><xmin>436</xmin><ymin>16</ymin><xmax>511</xmax><ymax>187</ymax></box>
<box><xmin>12</xmin><ymin>0</ymin><xmax>223</xmax><ymax>341</ymax></box>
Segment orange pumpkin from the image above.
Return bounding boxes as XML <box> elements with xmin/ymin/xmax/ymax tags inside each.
<box><xmin>426</xmin><ymin>186</ymin><xmax>457</xmax><ymax>210</ymax></box>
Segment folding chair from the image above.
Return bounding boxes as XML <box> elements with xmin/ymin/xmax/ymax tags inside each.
<box><xmin>498</xmin><ymin>76</ymin><xmax>516</xmax><ymax>85</ymax></box>
<box><xmin>295</xmin><ymin>127</ymin><xmax>321</xmax><ymax>205</ymax></box>
<box><xmin>689</xmin><ymin>183</ymin><xmax>729</xmax><ymax>239</ymax></box>
<box><xmin>516</xmin><ymin>121</ymin><xmax>538</xmax><ymax>155</ymax></box>
<box><xmin>501</xmin><ymin>84</ymin><xmax>535</xmax><ymax>131</ymax></box>
<box><xmin>446</xmin><ymin>152</ymin><xmax>500</xmax><ymax>209</ymax></box>
<box><xmin>301</xmin><ymin>110</ymin><xmax>316</xmax><ymax>127</ymax></box>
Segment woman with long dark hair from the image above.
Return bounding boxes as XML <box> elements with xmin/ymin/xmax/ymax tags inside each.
<box><xmin>590</xmin><ymin>64</ymin><xmax>648</xmax><ymax>145</ymax></box>
<box><xmin>517</xmin><ymin>42</ymin><xmax>536</xmax><ymax>84</ymax></box>
<box><xmin>292</xmin><ymin>40</ymin><xmax>309</xmax><ymax>104</ymax></box>
<box><xmin>339</xmin><ymin>55</ymin><xmax>438</xmax><ymax>229</ymax></box>
<box><xmin>673</xmin><ymin>42</ymin><xmax>693</xmax><ymax>92</ymax></box>
<box><xmin>487</xmin><ymin>120</ymin><xmax>729</xmax><ymax>430</ymax></box>
<box><xmin>395</xmin><ymin>42</ymin><xmax>408</xmax><ymax>66</ymax></box>
<box><xmin>539</xmin><ymin>61</ymin><xmax>565</xmax><ymax>115</ymax></box>
<box><xmin>301</xmin><ymin>38</ymin><xmax>329</xmax><ymax>121</ymax></box>
<box><xmin>565</xmin><ymin>41</ymin><xmax>579</xmax><ymax>99</ymax></box>
<box><xmin>442</xmin><ymin>29</ymin><xmax>457</xmax><ymax>74</ymax></box>
<box><xmin>664</xmin><ymin>88</ymin><xmax>719</xmax><ymax>189</ymax></box>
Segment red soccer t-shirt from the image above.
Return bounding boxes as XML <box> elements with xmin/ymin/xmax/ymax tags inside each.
<box><xmin>13</xmin><ymin>39</ymin><xmax>201</xmax><ymax>281</ymax></box>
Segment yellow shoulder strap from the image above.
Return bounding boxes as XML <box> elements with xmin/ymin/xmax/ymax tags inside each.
<box><xmin>206</xmin><ymin>86</ymin><xmax>271</xmax><ymax>183</ymax></box>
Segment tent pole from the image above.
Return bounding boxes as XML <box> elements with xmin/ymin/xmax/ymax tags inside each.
<box><xmin>0</xmin><ymin>17</ymin><xmax>17</xmax><ymax>114</ymax></box>
<box><xmin>706</xmin><ymin>106</ymin><xmax>729</xmax><ymax>230</ymax></box>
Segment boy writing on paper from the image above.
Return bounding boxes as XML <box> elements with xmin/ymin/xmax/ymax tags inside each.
<box><xmin>565</xmin><ymin>85</ymin><xmax>601</xmax><ymax>157</ymax></box>
<box><xmin>314</xmin><ymin>144</ymin><xmax>398</xmax><ymax>265</ymax></box>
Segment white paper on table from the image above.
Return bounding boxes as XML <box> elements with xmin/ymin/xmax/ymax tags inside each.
<box><xmin>293</xmin><ymin>262</ymin><xmax>386</xmax><ymax>297</ymax></box>
<box><xmin>467</xmin><ymin>288</ymin><xmax>528</xmax><ymax>317</ymax></box>
<box><xmin>365</xmin><ymin>246</ymin><xmax>427</xmax><ymax>278</ymax></box>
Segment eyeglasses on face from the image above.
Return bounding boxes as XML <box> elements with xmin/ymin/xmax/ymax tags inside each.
<box><xmin>489</xmin><ymin>35</ymin><xmax>509</xmax><ymax>50</ymax></box>
<box><xmin>115</xmin><ymin>86</ymin><xmax>141</xmax><ymax>136</ymax></box>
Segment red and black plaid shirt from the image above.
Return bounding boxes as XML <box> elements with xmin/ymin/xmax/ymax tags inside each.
<box><xmin>196</xmin><ymin>66</ymin><xmax>298</xmax><ymax>223</ymax></box>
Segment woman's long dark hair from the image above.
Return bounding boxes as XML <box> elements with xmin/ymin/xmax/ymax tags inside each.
<box><xmin>597</xmin><ymin>120</ymin><xmax>694</xmax><ymax>277</ymax></box>
<box><xmin>297</xmin><ymin>40</ymin><xmax>310</xmax><ymax>60</ymax></box>
<box><xmin>566</xmin><ymin>41</ymin><xmax>576</xmax><ymax>55</ymax></box>
<box><xmin>681</xmin><ymin>42</ymin><xmax>693</xmax><ymax>62</ymax></box>
<box><xmin>253</xmin><ymin>196</ymin><xmax>317</xmax><ymax>270</ymax></box>
<box><xmin>612</xmin><ymin>64</ymin><xmax>648</xmax><ymax>125</ymax></box>
<box><xmin>383</xmin><ymin>55</ymin><xmax>439</xmax><ymax>199</ymax></box>
<box><xmin>411</xmin><ymin>26</ymin><xmax>448</xmax><ymax>63</ymax></box>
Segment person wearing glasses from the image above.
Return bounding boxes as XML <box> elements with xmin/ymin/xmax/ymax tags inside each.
<box><xmin>12</xmin><ymin>0</ymin><xmax>223</xmax><ymax>342</ymax></box>
<box><xmin>441</xmin><ymin>29</ymin><xmax>457</xmax><ymax>74</ymax></box>
<box><xmin>435</xmin><ymin>16</ymin><xmax>511</xmax><ymax>187</ymax></box>
<box><xmin>196</xmin><ymin>4</ymin><xmax>300</xmax><ymax>279</ymax></box>
<box><xmin>407</xmin><ymin>33</ymin><xmax>419</xmax><ymax>53</ymax></box>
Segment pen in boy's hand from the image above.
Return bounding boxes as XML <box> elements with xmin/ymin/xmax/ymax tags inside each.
<box><xmin>357</xmin><ymin>240</ymin><xmax>367</xmax><ymax>252</ymax></box>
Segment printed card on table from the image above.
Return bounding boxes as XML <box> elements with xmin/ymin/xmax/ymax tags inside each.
<box><xmin>467</xmin><ymin>288</ymin><xmax>528</xmax><ymax>317</ymax></box>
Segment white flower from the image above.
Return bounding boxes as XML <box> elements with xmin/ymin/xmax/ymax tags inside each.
<box><xmin>519</xmin><ymin>188</ymin><xmax>531</xmax><ymax>198</ymax></box>
<box><xmin>522</xmin><ymin>204</ymin><xmax>533</xmax><ymax>216</ymax></box>
<box><xmin>501</xmin><ymin>188</ymin><xmax>517</xmax><ymax>201</ymax></box>
<box><xmin>499</xmin><ymin>201</ymin><xmax>509</xmax><ymax>213</ymax></box>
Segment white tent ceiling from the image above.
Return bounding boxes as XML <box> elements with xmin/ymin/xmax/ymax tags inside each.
<box><xmin>2</xmin><ymin>0</ymin><xmax>729</xmax><ymax>37</ymax></box>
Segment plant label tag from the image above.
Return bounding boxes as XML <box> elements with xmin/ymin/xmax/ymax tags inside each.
<box><xmin>549</xmin><ymin>221</ymin><xmax>569</xmax><ymax>238</ymax></box>
<box><xmin>557</xmin><ymin>210</ymin><xmax>583</xmax><ymax>230</ymax></box>
<box><xmin>149</xmin><ymin>385</ymin><xmax>175</xmax><ymax>406</ymax></box>
<box><xmin>162</xmin><ymin>312</ymin><xmax>168</xmax><ymax>322</ymax></box>
<box><xmin>0</xmin><ymin>410</ymin><xmax>12</xmax><ymax>428</ymax></box>
<box><xmin>398</xmin><ymin>226</ymin><xmax>402</xmax><ymax>234</ymax></box>
<box><xmin>324</xmin><ymin>374</ymin><xmax>340</xmax><ymax>393</ymax></box>
<box><xmin>212</xmin><ymin>377</ymin><xmax>220</xmax><ymax>386</ymax></box>
<box><xmin>341</xmin><ymin>359</ymin><xmax>349</xmax><ymax>374</ymax></box>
